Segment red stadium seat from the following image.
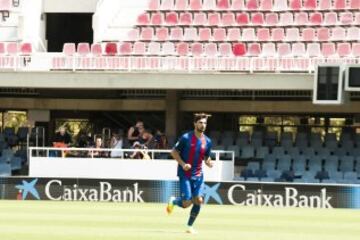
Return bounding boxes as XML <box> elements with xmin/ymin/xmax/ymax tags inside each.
<box><xmin>337</xmin><ymin>43</ymin><xmax>351</xmax><ymax>57</ymax></box>
<box><xmin>347</xmin><ymin>27</ymin><xmax>360</xmax><ymax>40</ymax></box>
<box><xmin>251</xmin><ymin>13</ymin><xmax>264</xmax><ymax>25</ymax></box>
<box><xmin>204</xmin><ymin>43</ymin><xmax>218</xmax><ymax>57</ymax></box>
<box><xmin>319</xmin><ymin>0</ymin><xmax>331</xmax><ymax>10</ymax></box>
<box><xmin>118</xmin><ymin>42</ymin><xmax>132</xmax><ymax>55</ymax></box>
<box><xmin>232</xmin><ymin>43</ymin><xmax>246</xmax><ymax>56</ymax></box>
<box><xmin>203</xmin><ymin>0</ymin><xmax>216</xmax><ymax>9</ymax></box>
<box><xmin>208</xmin><ymin>13</ymin><xmax>221</xmax><ymax>26</ymax></box>
<box><xmin>302</xmin><ymin>28</ymin><xmax>315</xmax><ymax>41</ymax></box>
<box><xmin>231</xmin><ymin>0</ymin><xmax>244</xmax><ymax>10</ymax></box>
<box><xmin>176</xmin><ymin>0</ymin><xmax>188</xmax><ymax>10</ymax></box>
<box><xmin>191</xmin><ymin>42</ymin><xmax>203</xmax><ymax>56</ymax></box>
<box><xmin>170</xmin><ymin>27</ymin><xmax>183</xmax><ymax>41</ymax></box>
<box><xmin>151</xmin><ymin>13</ymin><xmax>163</xmax><ymax>26</ymax></box>
<box><xmin>331</xmin><ymin>27</ymin><xmax>346</xmax><ymax>41</ymax></box>
<box><xmin>350</xmin><ymin>0</ymin><xmax>360</xmax><ymax>9</ymax></box>
<box><xmin>262</xmin><ymin>43</ymin><xmax>276</xmax><ymax>57</ymax></box>
<box><xmin>334</xmin><ymin>0</ymin><xmax>346</xmax><ymax>9</ymax></box>
<box><xmin>179</xmin><ymin>12</ymin><xmax>192</xmax><ymax>25</ymax></box>
<box><xmin>271</xmin><ymin>28</ymin><xmax>285</xmax><ymax>41</ymax></box>
<box><xmin>339</xmin><ymin>12</ymin><xmax>353</xmax><ymax>25</ymax></box>
<box><xmin>141</xmin><ymin>27</ymin><xmax>154</xmax><ymax>41</ymax></box>
<box><xmin>260</xmin><ymin>0</ymin><xmax>273</xmax><ymax>10</ymax></box>
<box><xmin>279</xmin><ymin>12</ymin><xmax>293</xmax><ymax>25</ymax></box>
<box><xmin>161</xmin><ymin>0</ymin><xmax>174</xmax><ymax>10</ymax></box>
<box><xmin>20</xmin><ymin>43</ymin><xmax>32</xmax><ymax>55</ymax></box>
<box><xmin>286</xmin><ymin>28</ymin><xmax>300</xmax><ymax>41</ymax></box>
<box><xmin>0</xmin><ymin>42</ymin><xmax>5</xmax><ymax>54</ymax></box>
<box><xmin>247</xmin><ymin>43</ymin><xmax>261</xmax><ymax>56</ymax></box>
<box><xmin>236</xmin><ymin>13</ymin><xmax>249</xmax><ymax>25</ymax></box>
<box><xmin>274</xmin><ymin>0</ymin><xmax>288</xmax><ymax>11</ymax></box>
<box><xmin>265</xmin><ymin>13</ymin><xmax>278</xmax><ymax>26</ymax></box>
<box><xmin>355</xmin><ymin>13</ymin><xmax>360</xmax><ymax>25</ymax></box>
<box><xmin>162</xmin><ymin>42</ymin><xmax>175</xmax><ymax>55</ymax></box>
<box><xmin>228</xmin><ymin>28</ymin><xmax>241</xmax><ymax>41</ymax></box>
<box><xmin>165</xmin><ymin>12</ymin><xmax>178</xmax><ymax>25</ymax></box>
<box><xmin>219</xmin><ymin>43</ymin><xmax>232</xmax><ymax>57</ymax></box>
<box><xmin>324</xmin><ymin>12</ymin><xmax>337</xmax><ymax>25</ymax></box>
<box><xmin>199</xmin><ymin>28</ymin><xmax>211</xmax><ymax>41</ymax></box>
<box><xmin>307</xmin><ymin>43</ymin><xmax>321</xmax><ymax>57</ymax></box>
<box><xmin>309</xmin><ymin>12</ymin><xmax>323</xmax><ymax>25</ymax></box>
<box><xmin>105</xmin><ymin>42</ymin><xmax>118</xmax><ymax>56</ymax></box>
<box><xmin>137</xmin><ymin>13</ymin><xmax>150</xmax><ymax>25</ymax></box>
<box><xmin>242</xmin><ymin>28</ymin><xmax>256</xmax><ymax>41</ymax></box>
<box><xmin>193</xmin><ymin>13</ymin><xmax>207</xmax><ymax>25</ymax></box>
<box><xmin>292</xmin><ymin>43</ymin><xmax>305</xmax><ymax>56</ymax></box>
<box><xmin>190</xmin><ymin>0</ymin><xmax>202</xmax><ymax>10</ymax></box>
<box><xmin>148</xmin><ymin>0</ymin><xmax>160</xmax><ymax>10</ymax></box>
<box><xmin>278</xmin><ymin>43</ymin><xmax>291</xmax><ymax>57</ymax></box>
<box><xmin>133</xmin><ymin>42</ymin><xmax>146</xmax><ymax>55</ymax></box>
<box><xmin>246</xmin><ymin>0</ymin><xmax>258</xmax><ymax>10</ymax></box>
<box><xmin>290</xmin><ymin>0</ymin><xmax>302</xmax><ymax>10</ymax></box>
<box><xmin>351</xmin><ymin>43</ymin><xmax>360</xmax><ymax>57</ymax></box>
<box><xmin>317</xmin><ymin>28</ymin><xmax>330</xmax><ymax>41</ymax></box>
<box><xmin>295</xmin><ymin>12</ymin><xmax>308</xmax><ymax>25</ymax></box>
<box><xmin>126</xmin><ymin>29</ymin><xmax>139</xmax><ymax>41</ymax></box>
<box><xmin>62</xmin><ymin>43</ymin><xmax>75</xmax><ymax>56</ymax></box>
<box><xmin>213</xmin><ymin>28</ymin><xmax>226</xmax><ymax>41</ymax></box>
<box><xmin>183</xmin><ymin>28</ymin><xmax>198</xmax><ymax>41</ymax></box>
<box><xmin>257</xmin><ymin>28</ymin><xmax>270</xmax><ymax>41</ymax></box>
<box><xmin>217</xmin><ymin>0</ymin><xmax>230</xmax><ymax>9</ymax></box>
<box><xmin>304</xmin><ymin>0</ymin><xmax>317</xmax><ymax>9</ymax></box>
<box><xmin>156</xmin><ymin>27</ymin><xmax>168</xmax><ymax>41</ymax></box>
<box><xmin>148</xmin><ymin>42</ymin><xmax>161</xmax><ymax>55</ymax></box>
<box><xmin>176</xmin><ymin>42</ymin><xmax>189</xmax><ymax>56</ymax></box>
<box><xmin>321</xmin><ymin>43</ymin><xmax>336</xmax><ymax>57</ymax></box>
<box><xmin>77</xmin><ymin>42</ymin><xmax>90</xmax><ymax>56</ymax></box>
<box><xmin>222</xmin><ymin>12</ymin><xmax>235</xmax><ymax>26</ymax></box>
<box><xmin>91</xmin><ymin>43</ymin><xmax>102</xmax><ymax>56</ymax></box>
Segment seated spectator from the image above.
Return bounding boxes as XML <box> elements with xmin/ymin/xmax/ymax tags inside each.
<box><xmin>154</xmin><ymin>129</ymin><xmax>168</xmax><ymax>149</ymax></box>
<box><xmin>138</xmin><ymin>129</ymin><xmax>153</xmax><ymax>148</ymax></box>
<box><xmin>110</xmin><ymin>132</ymin><xmax>123</xmax><ymax>158</ymax></box>
<box><xmin>52</xmin><ymin>126</ymin><xmax>71</xmax><ymax>157</ymax></box>
<box><xmin>127</xmin><ymin>120</ymin><xmax>144</xmax><ymax>146</ymax></box>
<box><xmin>130</xmin><ymin>141</ymin><xmax>151</xmax><ymax>160</ymax></box>
<box><xmin>90</xmin><ymin>136</ymin><xmax>108</xmax><ymax>158</ymax></box>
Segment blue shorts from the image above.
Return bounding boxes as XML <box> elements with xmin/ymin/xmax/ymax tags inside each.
<box><xmin>179</xmin><ymin>175</ymin><xmax>204</xmax><ymax>201</ymax></box>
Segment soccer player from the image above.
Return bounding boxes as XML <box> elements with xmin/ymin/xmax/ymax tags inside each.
<box><xmin>166</xmin><ymin>113</ymin><xmax>213</xmax><ymax>234</ymax></box>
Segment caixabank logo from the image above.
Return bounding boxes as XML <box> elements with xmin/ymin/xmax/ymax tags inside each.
<box><xmin>15</xmin><ymin>179</ymin><xmax>40</xmax><ymax>200</ymax></box>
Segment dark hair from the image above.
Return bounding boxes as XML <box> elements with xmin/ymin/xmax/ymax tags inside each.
<box><xmin>193</xmin><ymin>113</ymin><xmax>212</xmax><ymax>123</ymax></box>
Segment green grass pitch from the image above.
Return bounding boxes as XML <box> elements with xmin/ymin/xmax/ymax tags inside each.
<box><xmin>0</xmin><ymin>200</ymin><xmax>359</xmax><ymax>240</ymax></box>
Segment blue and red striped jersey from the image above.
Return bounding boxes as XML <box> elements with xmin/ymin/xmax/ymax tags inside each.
<box><xmin>173</xmin><ymin>131</ymin><xmax>212</xmax><ymax>178</ymax></box>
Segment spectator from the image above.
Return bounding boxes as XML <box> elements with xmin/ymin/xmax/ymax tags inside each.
<box><xmin>90</xmin><ymin>136</ymin><xmax>108</xmax><ymax>158</ymax></box>
<box><xmin>127</xmin><ymin>120</ymin><xmax>144</xmax><ymax>146</ymax></box>
<box><xmin>53</xmin><ymin>126</ymin><xmax>71</xmax><ymax>146</ymax></box>
<box><xmin>154</xmin><ymin>129</ymin><xmax>168</xmax><ymax>149</ymax></box>
<box><xmin>51</xmin><ymin>126</ymin><xmax>71</xmax><ymax>157</ymax></box>
<box><xmin>138</xmin><ymin>129</ymin><xmax>153</xmax><ymax>147</ymax></box>
<box><xmin>130</xmin><ymin>141</ymin><xmax>151</xmax><ymax>160</ymax></box>
<box><xmin>110</xmin><ymin>132</ymin><xmax>123</xmax><ymax>158</ymax></box>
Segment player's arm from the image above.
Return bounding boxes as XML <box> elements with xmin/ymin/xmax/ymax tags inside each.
<box><xmin>171</xmin><ymin>149</ymin><xmax>191</xmax><ymax>171</ymax></box>
<box><xmin>204</xmin><ymin>156</ymin><xmax>214</xmax><ymax>168</ymax></box>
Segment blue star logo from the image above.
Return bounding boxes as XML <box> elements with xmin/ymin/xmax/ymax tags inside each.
<box><xmin>203</xmin><ymin>183</ymin><xmax>222</xmax><ymax>204</ymax></box>
<box><xmin>15</xmin><ymin>179</ymin><xmax>40</xmax><ymax>200</ymax></box>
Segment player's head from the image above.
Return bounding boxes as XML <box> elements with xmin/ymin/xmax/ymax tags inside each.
<box><xmin>193</xmin><ymin>113</ymin><xmax>211</xmax><ymax>133</ymax></box>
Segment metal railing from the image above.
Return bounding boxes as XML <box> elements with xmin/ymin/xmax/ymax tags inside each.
<box><xmin>29</xmin><ymin>146</ymin><xmax>235</xmax><ymax>162</ymax></box>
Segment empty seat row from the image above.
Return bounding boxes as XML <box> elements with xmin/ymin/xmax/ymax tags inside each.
<box><xmin>90</xmin><ymin>41</ymin><xmax>360</xmax><ymax>57</ymax></box>
<box><xmin>130</xmin><ymin>26</ymin><xmax>360</xmax><ymax>42</ymax></box>
<box><xmin>148</xmin><ymin>0</ymin><xmax>360</xmax><ymax>12</ymax></box>
<box><xmin>137</xmin><ymin>11</ymin><xmax>360</xmax><ymax>27</ymax></box>
<box><xmin>0</xmin><ymin>42</ymin><xmax>32</xmax><ymax>55</ymax></box>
